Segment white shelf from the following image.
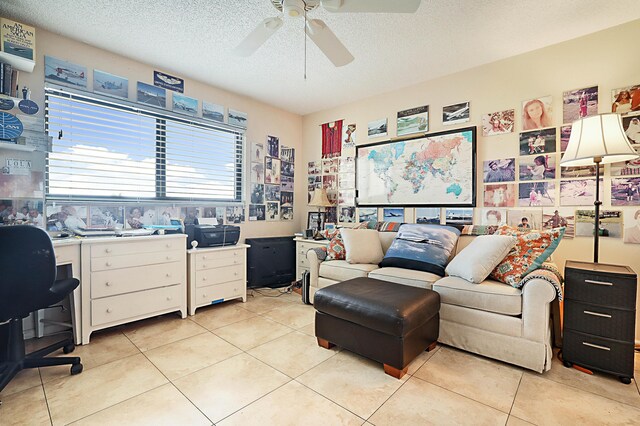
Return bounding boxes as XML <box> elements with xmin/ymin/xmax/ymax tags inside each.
<box><xmin>0</xmin><ymin>51</ymin><xmax>35</xmax><ymax>73</ymax></box>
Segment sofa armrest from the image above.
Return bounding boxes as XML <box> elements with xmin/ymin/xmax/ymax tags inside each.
<box><xmin>522</xmin><ymin>277</ymin><xmax>557</xmax><ymax>342</ymax></box>
<box><xmin>306</xmin><ymin>249</ymin><xmax>323</xmax><ymax>292</ymax></box>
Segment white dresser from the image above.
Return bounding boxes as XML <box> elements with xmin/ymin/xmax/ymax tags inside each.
<box><xmin>294</xmin><ymin>237</ymin><xmax>330</xmax><ymax>280</ymax></box>
<box><xmin>80</xmin><ymin>234</ymin><xmax>187</xmax><ymax>343</ymax></box>
<box><xmin>187</xmin><ymin>244</ymin><xmax>249</xmax><ymax>315</ymax></box>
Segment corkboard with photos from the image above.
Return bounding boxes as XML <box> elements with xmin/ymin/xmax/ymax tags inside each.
<box><xmin>250</xmin><ymin>135</ymin><xmax>295</xmax><ymax>221</ymax></box>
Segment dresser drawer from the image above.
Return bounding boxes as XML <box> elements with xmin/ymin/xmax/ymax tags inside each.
<box><xmin>563</xmin><ymin>329</ymin><xmax>634</xmax><ymax>377</ymax></box>
<box><xmin>91</xmin><ymin>284</ymin><xmax>182</xmax><ymax>326</ymax></box>
<box><xmin>91</xmin><ymin>263</ymin><xmax>183</xmax><ymax>298</ymax></box>
<box><xmin>54</xmin><ymin>244</ymin><xmax>78</xmax><ymax>265</ymax></box>
<box><xmin>91</xmin><ymin>238</ymin><xmax>182</xmax><ymax>258</ymax></box>
<box><xmin>195</xmin><ymin>253</ymin><xmax>244</xmax><ymax>270</ymax></box>
<box><xmin>195</xmin><ymin>249</ymin><xmax>243</xmax><ymax>264</ymax></box>
<box><xmin>196</xmin><ymin>264</ymin><xmax>244</xmax><ymax>287</ymax></box>
<box><xmin>91</xmin><ymin>249</ymin><xmax>183</xmax><ymax>272</ymax></box>
<box><xmin>564</xmin><ymin>300</ymin><xmax>635</xmax><ymax>341</ymax></box>
<box><xmin>565</xmin><ymin>268</ymin><xmax>637</xmax><ymax>309</ymax></box>
<box><xmin>298</xmin><ymin>255</ymin><xmax>309</xmax><ymax>268</ymax></box>
<box><xmin>196</xmin><ymin>280</ymin><xmax>245</xmax><ymax>305</ymax></box>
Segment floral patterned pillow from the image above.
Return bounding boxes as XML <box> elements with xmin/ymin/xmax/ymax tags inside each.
<box><xmin>490</xmin><ymin>225</ymin><xmax>565</xmax><ymax>286</ymax></box>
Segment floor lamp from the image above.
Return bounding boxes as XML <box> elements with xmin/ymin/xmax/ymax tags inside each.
<box><xmin>308</xmin><ymin>188</ymin><xmax>332</xmax><ymax>239</ymax></box>
<box><xmin>560</xmin><ymin>113</ymin><xmax>639</xmax><ymax>263</ymax></box>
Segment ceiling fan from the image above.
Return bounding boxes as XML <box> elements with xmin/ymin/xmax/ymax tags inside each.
<box><xmin>234</xmin><ymin>0</ymin><xmax>422</xmax><ymax>67</ymax></box>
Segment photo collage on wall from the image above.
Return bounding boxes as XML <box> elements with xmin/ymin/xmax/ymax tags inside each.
<box><xmin>476</xmin><ymin>81</ymin><xmax>640</xmax><ymax>242</ymax></box>
<box><xmin>251</xmin><ymin>135</ymin><xmax>294</xmax><ymax>221</ymax></box>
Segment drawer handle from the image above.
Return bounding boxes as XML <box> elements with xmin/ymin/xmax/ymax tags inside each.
<box><xmin>202</xmin><ymin>264</ymin><xmax>207</xmax><ymax>269</ymax></box>
<box><xmin>583</xmin><ymin>341</ymin><xmax>610</xmax><ymax>351</ymax></box>
<box><xmin>299</xmin><ymin>250</ymin><xmax>305</xmax><ymax>255</ymax></box>
<box><xmin>202</xmin><ymin>294</ymin><xmax>207</xmax><ymax>298</ymax></box>
<box><xmin>584</xmin><ymin>279</ymin><xmax>613</xmax><ymax>286</ymax></box>
<box><xmin>234</xmin><ymin>272</ymin><xmax>239</xmax><ymax>276</ymax></box>
<box><xmin>106</xmin><ymin>262</ymin><xmax>112</xmax><ymax>267</ymax></box>
<box><xmin>106</xmin><ymin>308</ymin><xmax>112</xmax><ymax>313</ymax></box>
<box><xmin>105</xmin><ymin>281</ymin><xmax>112</xmax><ymax>287</ymax></box>
<box><xmin>166</xmin><ymin>256</ymin><xmax>171</xmax><ymax>260</ymax></box>
<box><xmin>583</xmin><ymin>310</ymin><xmax>612</xmax><ymax>319</ymax></box>
<box><xmin>166</xmin><ymin>273</ymin><xmax>171</xmax><ymax>278</ymax></box>
<box><xmin>105</xmin><ymin>248</ymin><xmax>112</xmax><ymax>253</ymax></box>
<box><xmin>55</xmin><ymin>254</ymin><xmax>60</xmax><ymax>259</ymax></box>
<box><xmin>202</xmin><ymin>277</ymin><xmax>207</xmax><ymax>281</ymax></box>
<box><xmin>234</xmin><ymin>260</ymin><xmax>239</xmax><ymax>264</ymax></box>
<box><xmin>234</xmin><ymin>252</ymin><xmax>238</xmax><ymax>256</ymax></box>
<box><xmin>166</xmin><ymin>243</ymin><xmax>172</xmax><ymax>248</ymax></box>
<box><xmin>166</xmin><ymin>296</ymin><xmax>172</xmax><ymax>301</ymax></box>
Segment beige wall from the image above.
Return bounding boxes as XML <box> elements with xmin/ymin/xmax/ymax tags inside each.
<box><xmin>17</xmin><ymin>28</ymin><xmax>304</xmax><ymax>240</ymax></box>
<box><xmin>301</xmin><ymin>20</ymin><xmax>640</xmax><ymax>340</ymax></box>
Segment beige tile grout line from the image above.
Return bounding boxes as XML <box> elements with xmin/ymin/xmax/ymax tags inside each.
<box><xmin>37</xmin><ymin>367</ymin><xmax>54</xmax><ymax>426</ymax></box>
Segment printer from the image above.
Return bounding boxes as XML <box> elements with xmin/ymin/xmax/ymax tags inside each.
<box><xmin>186</xmin><ymin>224</ymin><xmax>241</xmax><ymax>249</ymax></box>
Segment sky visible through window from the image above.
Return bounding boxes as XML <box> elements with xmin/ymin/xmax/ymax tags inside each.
<box><xmin>46</xmin><ymin>94</ymin><xmax>240</xmax><ymax>201</ymax></box>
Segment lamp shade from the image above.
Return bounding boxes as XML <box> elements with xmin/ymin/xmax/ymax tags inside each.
<box><xmin>308</xmin><ymin>188</ymin><xmax>332</xmax><ymax>207</ymax></box>
<box><xmin>561</xmin><ymin>113</ymin><xmax>639</xmax><ymax>167</ymax></box>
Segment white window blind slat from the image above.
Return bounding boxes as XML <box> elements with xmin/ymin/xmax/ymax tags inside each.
<box><xmin>45</xmin><ymin>88</ymin><xmax>244</xmax><ymax>203</ymax></box>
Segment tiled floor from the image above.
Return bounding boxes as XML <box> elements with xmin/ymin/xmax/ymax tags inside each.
<box><xmin>2</xmin><ymin>288</ymin><xmax>640</xmax><ymax>425</ymax></box>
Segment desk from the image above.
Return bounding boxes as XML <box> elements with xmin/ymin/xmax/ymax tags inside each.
<box><xmin>47</xmin><ymin>239</ymin><xmax>81</xmax><ymax>344</ymax></box>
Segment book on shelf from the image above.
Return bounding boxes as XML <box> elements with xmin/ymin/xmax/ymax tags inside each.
<box><xmin>0</xmin><ymin>61</ymin><xmax>20</xmax><ymax>97</ymax></box>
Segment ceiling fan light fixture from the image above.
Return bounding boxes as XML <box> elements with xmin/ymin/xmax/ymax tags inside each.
<box><xmin>283</xmin><ymin>0</ymin><xmax>306</xmax><ymax>18</ymax></box>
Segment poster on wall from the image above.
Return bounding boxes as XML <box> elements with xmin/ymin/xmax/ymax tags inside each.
<box><xmin>480</xmin><ymin>208</ymin><xmax>506</xmax><ymax>226</ymax></box>
<box><xmin>44</xmin><ymin>56</ymin><xmax>87</xmax><ymax>89</ymax></box>
<box><xmin>397</xmin><ymin>105</ymin><xmax>428</xmax><ymax>136</ymax></box>
<box><xmin>342</xmin><ymin>123</ymin><xmax>356</xmax><ymax>148</ymax></box>
<box><xmin>266</xmin><ymin>135</ymin><xmax>279</xmax><ymax>158</ymax></box>
<box><xmin>93</xmin><ymin>70</ymin><xmax>128</xmax><ymax>99</ymax></box>
<box><xmin>521</xmin><ymin>96</ymin><xmax>553</xmax><ymax>131</ymax></box>
<box><xmin>563</xmin><ymin>85</ymin><xmax>598</xmax><ymax>124</ymax></box>
<box><xmin>226</xmin><ymin>206</ymin><xmax>245</xmax><ymax>223</ymax></box>
<box><xmin>136</xmin><ymin>82</ymin><xmax>166</xmax><ymax>108</ymax></box>
<box><xmin>543</xmin><ymin>207</ymin><xmax>575</xmax><ymax>238</ymax></box>
<box><xmin>153</xmin><ymin>70</ymin><xmax>184</xmax><ymax>93</ymax></box>
<box><xmin>611</xmin><ymin>85</ymin><xmax>640</xmax><ymax>115</ymax></box>
<box><xmin>481</xmin><ymin>109</ymin><xmax>514</xmax><ymax>136</ymax></box>
<box><xmin>356</xmin><ymin>127</ymin><xmax>476</xmax><ymax>207</ymax></box>
<box><xmin>202</xmin><ymin>101</ymin><xmax>225</xmax><ymax>122</ymax></box>
<box><xmin>367</xmin><ymin>118</ymin><xmax>387</xmax><ymax>138</ymax></box>
<box><xmin>228</xmin><ymin>109</ymin><xmax>248</xmax><ymax>128</ymax></box>
<box><xmin>172</xmin><ymin>93</ymin><xmax>198</xmax><ymax>116</ymax></box>
<box><xmin>575</xmin><ymin>210</ymin><xmax>622</xmax><ymax>238</ymax></box>
<box><xmin>1</xmin><ymin>18</ymin><xmax>36</xmax><ymax>60</ymax></box>
<box><xmin>442</xmin><ymin>102</ymin><xmax>470</xmax><ymax>126</ymax></box>
<box><xmin>623</xmin><ymin>207</ymin><xmax>640</xmax><ymax>243</ymax></box>
<box><xmin>281</xmin><ymin>146</ymin><xmax>295</xmax><ymax>163</ymax></box>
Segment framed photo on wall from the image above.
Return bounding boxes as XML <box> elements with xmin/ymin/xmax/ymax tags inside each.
<box><xmin>355</xmin><ymin>126</ymin><xmax>476</xmax><ymax>207</ymax></box>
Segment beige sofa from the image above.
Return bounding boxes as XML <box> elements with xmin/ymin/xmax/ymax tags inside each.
<box><xmin>306</xmin><ymin>231</ymin><xmax>558</xmax><ymax>373</ymax></box>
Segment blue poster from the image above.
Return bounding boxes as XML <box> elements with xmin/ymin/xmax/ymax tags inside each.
<box><xmin>0</xmin><ymin>112</ymin><xmax>23</xmax><ymax>140</ymax></box>
<box><xmin>153</xmin><ymin>71</ymin><xmax>184</xmax><ymax>93</ymax></box>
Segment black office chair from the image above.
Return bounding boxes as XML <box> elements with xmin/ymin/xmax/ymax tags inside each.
<box><xmin>0</xmin><ymin>226</ymin><xmax>83</xmax><ymax>396</ymax></box>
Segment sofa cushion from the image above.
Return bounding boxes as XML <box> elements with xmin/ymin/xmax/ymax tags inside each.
<box><xmin>432</xmin><ymin>276</ymin><xmax>522</xmax><ymax>315</ymax></box>
<box><xmin>368</xmin><ymin>267</ymin><xmax>440</xmax><ymax>290</ymax></box>
<box><xmin>445</xmin><ymin>235</ymin><xmax>517</xmax><ymax>284</ymax></box>
<box><xmin>341</xmin><ymin>228</ymin><xmax>384</xmax><ymax>264</ymax></box>
<box><xmin>321</xmin><ymin>230</ymin><xmax>346</xmax><ymax>261</ymax></box>
<box><xmin>319</xmin><ymin>260</ymin><xmax>380</xmax><ymax>282</ymax></box>
<box><xmin>379</xmin><ymin>224</ymin><xmax>461</xmax><ymax>276</ymax></box>
<box><xmin>490</xmin><ymin>225</ymin><xmax>565</xmax><ymax>286</ymax></box>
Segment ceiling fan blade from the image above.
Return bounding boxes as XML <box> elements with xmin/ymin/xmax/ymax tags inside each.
<box><xmin>305</xmin><ymin>19</ymin><xmax>354</xmax><ymax>67</ymax></box>
<box><xmin>234</xmin><ymin>17</ymin><xmax>283</xmax><ymax>56</ymax></box>
<box><xmin>322</xmin><ymin>0</ymin><xmax>421</xmax><ymax>13</ymax></box>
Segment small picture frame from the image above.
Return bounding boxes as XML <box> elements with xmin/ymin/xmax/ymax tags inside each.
<box><xmin>324</xmin><ymin>222</ymin><xmax>336</xmax><ymax>232</ymax></box>
<box><xmin>307</xmin><ymin>211</ymin><xmax>326</xmax><ymax>232</ymax></box>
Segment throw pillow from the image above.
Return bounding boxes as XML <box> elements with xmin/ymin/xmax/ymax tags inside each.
<box><xmin>445</xmin><ymin>235</ymin><xmax>517</xmax><ymax>284</ymax></box>
<box><xmin>340</xmin><ymin>228</ymin><xmax>384</xmax><ymax>264</ymax></box>
<box><xmin>490</xmin><ymin>225</ymin><xmax>565</xmax><ymax>286</ymax></box>
<box><xmin>326</xmin><ymin>231</ymin><xmax>346</xmax><ymax>261</ymax></box>
<box><xmin>379</xmin><ymin>224</ymin><xmax>461</xmax><ymax>276</ymax></box>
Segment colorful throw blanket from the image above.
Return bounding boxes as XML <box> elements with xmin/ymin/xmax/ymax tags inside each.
<box><xmin>520</xmin><ymin>262</ymin><xmax>564</xmax><ymax>301</ymax></box>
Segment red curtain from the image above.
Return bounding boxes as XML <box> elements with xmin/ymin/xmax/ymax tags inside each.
<box><xmin>321</xmin><ymin>120</ymin><xmax>343</xmax><ymax>158</ymax></box>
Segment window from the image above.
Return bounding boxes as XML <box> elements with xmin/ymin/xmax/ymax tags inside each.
<box><xmin>45</xmin><ymin>87</ymin><xmax>244</xmax><ymax>203</ymax></box>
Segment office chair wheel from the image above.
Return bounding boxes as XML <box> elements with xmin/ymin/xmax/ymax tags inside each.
<box><xmin>63</xmin><ymin>343</ymin><xmax>75</xmax><ymax>354</ymax></box>
<box><xmin>70</xmin><ymin>363</ymin><xmax>83</xmax><ymax>375</ymax></box>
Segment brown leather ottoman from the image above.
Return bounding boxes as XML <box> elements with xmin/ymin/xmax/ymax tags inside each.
<box><xmin>314</xmin><ymin>277</ymin><xmax>440</xmax><ymax>379</ymax></box>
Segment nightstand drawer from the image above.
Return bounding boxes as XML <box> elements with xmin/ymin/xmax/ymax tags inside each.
<box><xmin>564</xmin><ymin>300</ymin><xmax>635</xmax><ymax>341</ymax></box>
<box><xmin>565</xmin><ymin>269</ymin><xmax>636</xmax><ymax>309</ymax></box>
<box><xmin>196</xmin><ymin>280</ymin><xmax>245</xmax><ymax>304</ymax></box>
<box><xmin>298</xmin><ymin>255</ymin><xmax>309</xmax><ymax>268</ymax></box>
<box><xmin>563</xmin><ymin>330</ymin><xmax>634</xmax><ymax>377</ymax></box>
<box><xmin>196</xmin><ymin>264</ymin><xmax>244</xmax><ymax>287</ymax></box>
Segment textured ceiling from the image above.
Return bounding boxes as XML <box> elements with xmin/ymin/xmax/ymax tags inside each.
<box><xmin>2</xmin><ymin>1</ymin><xmax>640</xmax><ymax>115</ymax></box>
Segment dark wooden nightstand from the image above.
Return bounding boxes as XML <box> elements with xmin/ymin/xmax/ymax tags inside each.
<box><xmin>563</xmin><ymin>260</ymin><xmax>637</xmax><ymax>384</ymax></box>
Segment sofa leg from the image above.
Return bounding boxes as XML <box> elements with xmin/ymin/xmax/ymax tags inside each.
<box><xmin>426</xmin><ymin>341</ymin><xmax>437</xmax><ymax>352</ymax></box>
<box><xmin>383</xmin><ymin>364</ymin><xmax>407</xmax><ymax>379</ymax></box>
<box><xmin>317</xmin><ymin>338</ymin><xmax>335</xmax><ymax>350</ymax></box>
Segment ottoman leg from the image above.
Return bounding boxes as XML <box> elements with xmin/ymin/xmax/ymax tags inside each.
<box><xmin>426</xmin><ymin>341</ymin><xmax>437</xmax><ymax>352</ymax></box>
<box><xmin>317</xmin><ymin>337</ymin><xmax>335</xmax><ymax>349</ymax></box>
<box><xmin>383</xmin><ymin>364</ymin><xmax>408</xmax><ymax>379</ymax></box>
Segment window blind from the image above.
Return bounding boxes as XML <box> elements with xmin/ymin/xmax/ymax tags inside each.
<box><xmin>45</xmin><ymin>87</ymin><xmax>244</xmax><ymax>203</ymax></box>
